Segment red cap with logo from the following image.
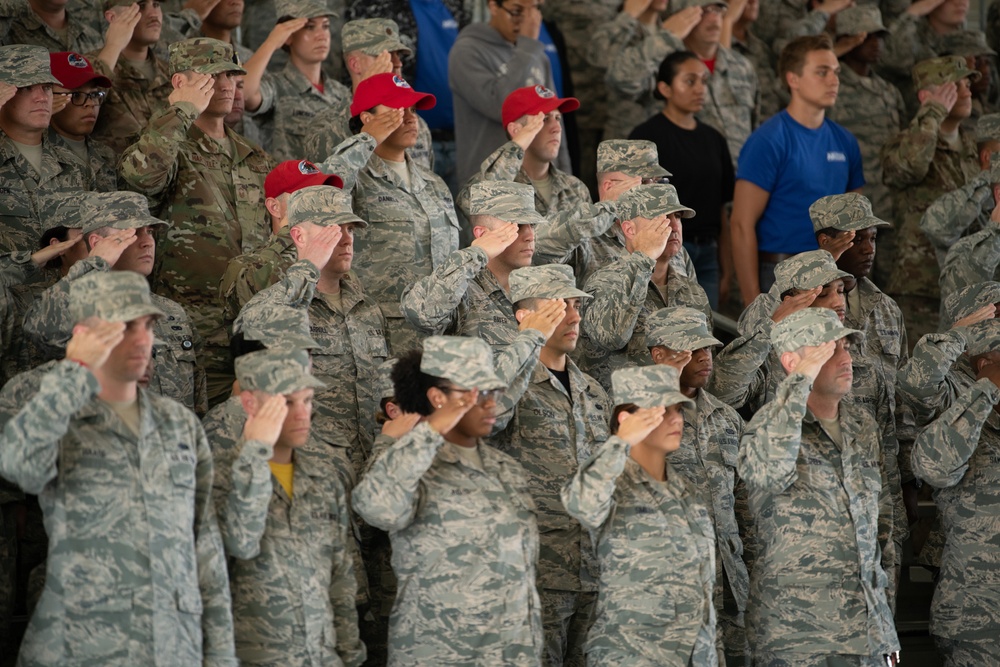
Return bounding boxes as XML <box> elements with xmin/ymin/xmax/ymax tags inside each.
<box><xmin>349</xmin><ymin>73</ymin><xmax>436</xmax><ymax>117</ymax></box>
<box><xmin>49</xmin><ymin>52</ymin><xmax>112</xmax><ymax>89</ymax></box>
<box><xmin>501</xmin><ymin>85</ymin><xmax>579</xmax><ymax>128</ymax></box>
<box><xmin>265</xmin><ymin>160</ymin><xmax>343</xmax><ymax>199</ymax></box>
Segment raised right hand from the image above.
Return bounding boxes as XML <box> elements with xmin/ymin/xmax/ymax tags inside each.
<box><xmin>263</xmin><ymin>17</ymin><xmax>309</xmax><ymax>50</ymax></box>
<box><xmin>103</xmin><ymin>2</ymin><xmax>141</xmax><ymax>54</ymax></box>
<box><xmin>31</xmin><ymin>235</ymin><xmax>82</xmax><ymax>268</ymax></box>
<box><xmin>359</xmin><ymin>50</ymin><xmax>394</xmax><ymax>82</ymax></box>
<box><xmin>518</xmin><ymin>298</ymin><xmax>568</xmax><ymax>340</ymax></box>
<box><xmin>89</xmin><ymin>228</ymin><xmax>138</xmax><ymax>267</ymax></box>
<box><xmin>790</xmin><ymin>340</ymin><xmax>836</xmax><ymax>381</ymax></box>
<box><xmin>662</xmin><ymin>6</ymin><xmax>703</xmax><ymax>40</ymax></box>
<box><xmin>361</xmin><ymin>107</ymin><xmax>404</xmax><ymax>145</ymax></box>
<box><xmin>426</xmin><ymin>389</ymin><xmax>478</xmax><ymax>435</ymax></box>
<box><xmin>906</xmin><ymin>0</ymin><xmax>947</xmax><ymax>17</ymax></box>
<box><xmin>632</xmin><ymin>214</ymin><xmax>672</xmax><ymax>260</ymax></box>
<box><xmin>771</xmin><ymin>287</ymin><xmax>821</xmax><ymax>323</ymax></box>
<box><xmin>508</xmin><ymin>112</ymin><xmax>545</xmax><ymax>152</ymax></box>
<box><xmin>242</xmin><ymin>394</ymin><xmax>289</xmax><ymax>447</ymax></box>
<box><xmin>66</xmin><ymin>319</ymin><xmax>126</xmax><ymax>370</ymax></box>
<box><xmin>623</xmin><ymin>0</ymin><xmax>653</xmax><ymax>19</ymax></box>
<box><xmin>921</xmin><ymin>82</ymin><xmax>958</xmax><ymax>112</ymax></box>
<box><xmin>169</xmin><ymin>71</ymin><xmax>216</xmax><ymax>114</ymax></box>
<box><xmin>0</xmin><ymin>81</ymin><xmax>15</xmax><ymax>110</ymax></box>
<box><xmin>952</xmin><ymin>304</ymin><xmax>996</xmax><ymax>329</ymax></box>
<box><xmin>471</xmin><ymin>222</ymin><xmax>519</xmax><ymax>260</ymax></box>
<box><xmin>817</xmin><ymin>230</ymin><xmax>855</xmax><ymax>261</ymax></box>
<box><xmin>296</xmin><ymin>224</ymin><xmax>343</xmax><ymax>270</ymax></box>
<box><xmin>599</xmin><ymin>175</ymin><xmax>641</xmax><ymax>202</ymax></box>
<box><xmin>381</xmin><ymin>412</ymin><xmax>421</xmax><ymax>438</ymax></box>
<box><xmin>617</xmin><ymin>406</ymin><xmax>666</xmax><ymax>447</ymax></box>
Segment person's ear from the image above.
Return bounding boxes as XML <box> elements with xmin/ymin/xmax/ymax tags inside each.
<box><xmin>426</xmin><ymin>386</ymin><xmax>447</xmax><ymax>410</ymax></box>
<box><xmin>385</xmin><ymin>400</ymin><xmax>402</xmax><ymax>420</ymax></box>
<box><xmin>472</xmin><ymin>225</ymin><xmax>489</xmax><ymax>239</ymax></box>
<box><xmin>288</xmin><ymin>224</ymin><xmax>306</xmax><ymax>245</ymax></box>
<box><xmin>240</xmin><ymin>390</ymin><xmax>258</xmax><ymax>417</ymax></box>
<box><xmin>916</xmin><ymin>88</ymin><xmax>930</xmax><ymax>105</ymax></box>
<box><xmin>620</xmin><ymin>219</ymin><xmax>637</xmax><ymax>239</ymax></box>
<box><xmin>780</xmin><ymin>350</ymin><xmax>802</xmax><ymax>375</ymax></box>
<box><xmin>656</xmin><ymin>81</ymin><xmax>671</xmax><ymax>100</ymax></box>
<box><xmin>650</xmin><ymin>346</ymin><xmax>666</xmax><ymax>364</ymax></box>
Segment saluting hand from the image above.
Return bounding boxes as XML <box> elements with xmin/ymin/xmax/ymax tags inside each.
<box><xmin>471</xmin><ymin>222</ymin><xmax>519</xmax><ymax>260</ymax></box>
<box><xmin>616</xmin><ymin>407</ymin><xmax>666</xmax><ymax>448</ymax></box>
<box><xmin>427</xmin><ymin>389</ymin><xmax>479</xmax><ymax>435</ymax></box>
<box><xmin>771</xmin><ymin>287</ymin><xmax>821</xmax><ymax>324</ymax></box>
<box><xmin>66</xmin><ymin>319</ymin><xmax>126</xmax><ymax>371</ymax></box>
<box><xmin>169</xmin><ymin>72</ymin><xmax>216</xmax><ymax>115</ymax></box>
<box><xmin>518</xmin><ymin>298</ymin><xmax>568</xmax><ymax>340</ymax></box>
<box><xmin>508</xmin><ymin>112</ymin><xmax>545</xmax><ymax>152</ymax></box>
<box><xmin>89</xmin><ymin>228</ymin><xmax>138</xmax><ymax>267</ymax></box>
<box><xmin>788</xmin><ymin>340</ymin><xmax>836</xmax><ymax>381</ymax></box>
<box><xmin>361</xmin><ymin>108</ymin><xmax>404</xmax><ymax>145</ymax></box>
<box><xmin>242</xmin><ymin>394</ymin><xmax>289</xmax><ymax>448</ymax></box>
<box><xmin>818</xmin><ymin>230</ymin><xmax>855</xmax><ymax>261</ymax></box>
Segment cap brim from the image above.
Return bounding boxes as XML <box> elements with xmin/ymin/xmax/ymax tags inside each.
<box><xmin>306</xmin><ymin>211</ymin><xmax>368</xmax><ymax>229</ymax></box>
<box><xmin>107</xmin><ymin>302</ymin><xmax>166</xmax><ymax>323</ymax></box>
<box><xmin>632</xmin><ymin>391</ymin><xmax>695</xmax><ymax>409</ymax></box>
<box><xmin>195</xmin><ymin>62</ymin><xmax>247</xmax><ymax>75</ymax></box>
<box><xmin>9</xmin><ymin>73</ymin><xmax>61</xmax><ymax>87</ymax></box>
<box><xmin>57</xmin><ymin>72</ymin><xmax>113</xmax><ymax>89</ymax></box>
<box><xmin>360</xmin><ymin>40</ymin><xmax>412</xmax><ymax>57</ymax></box>
<box><xmin>498</xmin><ymin>210</ymin><xmax>547</xmax><ymax>226</ymax></box>
<box><xmin>798</xmin><ymin>268</ymin><xmax>853</xmax><ymax>290</ymax></box>
<box><xmin>667</xmin><ymin>204</ymin><xmax>696</xmax><ymax>219</ymax></box>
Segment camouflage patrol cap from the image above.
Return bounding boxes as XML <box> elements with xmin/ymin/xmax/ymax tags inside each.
<box><xmin>342</xmin><ymin>18</ymin><xmax>411</xmax><ymax>56</ymax></box>
<box><xmin>942</xmin><ymin>281</ymin><xmax>1000</xmax><ymax>326</ymax></box>
<box><xmin>287</xmin><ymin>185</ymin><xmax>367</xmax><ymax>228</ymax></box>
<box><xmin>0</xmin><ymin>44</ymin><xmax>60</xmax><ymax>88</ymax></box>
<box><xmin>975</xmin><ymin>113</ymin><xmax>1000</xmax><ymax>143</ymax></box>
<box><xmin>169</xmin><ymin>38</ymin><xmax>246</xmax><ymax>76</ymax></box>
<box><xmin>69</xmin><ymin>271</ymin><xmax>165</xmax><ymax>324</ymax></box>
<box><xmin>611</xmin><ymin>365</ymin><xmax>693</xmax><ymax>409</ymax></box>
<box><xmin>235</xmin><ymin>348</ymin><xmax>326</xmax><ymax>395</ymax></box>
<box><xmin>234</xmin><ymin>303</ymin><xmax>320</xmax><ymax>349</ymax></box>
<box><xmin>376</xmin><ymin>358</ymin><xmax>397</xmax><ymax>401</ymax></box>
<box><xmin>771</xmin><ymin>307</ymin><xmax>861</xmax><ymax>354</ymax></box>
<box><xmin>420</xmin><ymin>336</ymin><xmax>505</xmax><ymax>390</ymax></box>
<box><xmin>964</xmin><ymin>319</ymin><xmax>1000</xmax><ymax>356</ymax></box>
<box><xmin>79</xmin><ymin>191</ymin><xmax>169</xmax><ymax>235</ymax></box>
<box><xmin>39</xmin><ymin>192</ymin><xmax>87</xmax><ymax>234</ymax></box>
<box><xmin>617</xmin><ymin>183</ymin><xmax>695</xmax><ymax>221</ymax></box>
<box><xmin>596</xmin><ymin>140</ymin><xmax>671</xmax><ymax>178</ymax></box>
<box><xmin>509</xmin><ymin>264</ymin><xmax>590</xmax><ymax>302</ymax></box>
<box><xmin>809</xmin><ymin>193</ymin><xmax>890</xmax><ymax>233</ymax></box>
<box><xmin>468</xmin><ymin>182</ymin><xmax>546</xmax><ymax>225</ymax></box>
<box><xmin>912</xmin><ymin>55</ymin><xmax>980</xmax><ymax>91</ymax></box>
<box><xmin>773</xmin><ymin>250</ymin><xmax>851</xmax><ymax>294</ymax></box>
<box><xmin>670</xmin><ymin>0</ymin><xmax>727</xmax><ymax>11</ymax></box>
<box><xmin>834</xmin><ymin>5</ymin><xmax>888</xmax><ymax>36</ymax></box>
<box><xmin>939</xmin><ymin>30</ymin><xmax>997</xmax><ymax>58</ymax></box>
<box><xmin>646</xmin><ymin>306</ymin><xmax>722</xmax><ymax>351</ymax></box>
<box><xmin>274</xmin><ymin>0</ymin><xmax>336</xmax><ymax>20</ymax></box>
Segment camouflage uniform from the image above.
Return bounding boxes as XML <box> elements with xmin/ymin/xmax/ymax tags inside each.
<box><xmin>738</xmin><ymin>309</ymin><xmax>899</xmax><ymax>664</ymax></box>
<box><xmin>599</xmin><ymin>13</ymin><xmax>683</xmax><ymax>139</ymax></box>
<box><xmin>881</xmin><ymin>56</ymin><xmax>981</xmax><ymax>341</ymax></box>
<box><xmin>939</xmin><ymin>225</ymin><xmax>1000</xmax><ymax>310</ymax></box>
<box><xmin>753</xmin><ymin>0</ymin><xmax>830</xmax><ymax>54</ymax></box>
<box><xmin>489</xmin><ymin>264</ymin><xmax>608</xmax><ymax>667</ymax></box>
<box><xmin>48</xmin><ymin>128</ymin><xmax>116</xmax><ymax>193</ymax></box>
<box><xmin>352</xmin><ymin>337</ymin><xmax>544</xmax><ymax>667</ymax></box>
<box><xmin>0</xmin><ymin>271</ymin><xmax>237</xmax><ymax>667</ymax></box>
<box><xmin>561</xmin><ymin>365</ymin><xmax>718</xmax><ymax>666</ymax></box>
<box><xmin>910</xmin><ymin>323</ymin><xmax>1000</xmax><ymax>664</ymax></box>
<box><xmin>118</xmin><ymin>38</ymin><xmax>274</xmax><ymax>405</ymax></box>
<box><xmin>646</xmin><ymin>307</ymin><xmax>751</xmax><ymax>664</ymax></box>
<box><xmin>577</xmin><ymin>184</ymin><xmax>711</xmax><ymax>389</ymax></box>
<box><xmin>0</xmin><ymin>0</ymin><xmax>103</xmax><ymax>53</ymax></box>
<box><xmin>732</xmin><ymin>27</ymin><xmax>782</xmax><ymax>122</ymax></box>
<box><xmin>827</xmin><ymin>8</ymin><xmax>906</xmax><ymax>223</ymax></box>
<box><xmin>319</xmin><ymin>132</ymin><xmax>460</xmax><ymax>355</ymax></box>
<box><xmin>877</xmin><ymin>13</ymin><xmax>958</xmax><ymax>118</ymax></box>
<box><xmin>88</xmin><ymin>49</ymin><xmax>174</xmax><ymax>157</ymax></box>
<box><xmin>454</xmin><ymin>140</ymin><xmax>592</xmax><ymax>220</ymax></box>
<box><xmin>205</xmin><ymin>348</ymin><xmax>365</xmax><ymax>667</ymax></box>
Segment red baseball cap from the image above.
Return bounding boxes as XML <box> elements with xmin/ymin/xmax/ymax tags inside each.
<box><xmin>265</xmin><ymin>160</ymin><xmax>343</xmax><ymax>199</ymax></box>
<box><xmin>349</xmin><ymin>73</ymin><xmax>436</xmax><ymax>117</ymax></box>
<box><xmin>49</xmin><ymin>52</ymin><xmax>112</xmax><ymax>89</ymax></box>
<box><xmin>501</xmin><ymin>85</ymin><xmax>579</xmax><ymax>128</ymax></box>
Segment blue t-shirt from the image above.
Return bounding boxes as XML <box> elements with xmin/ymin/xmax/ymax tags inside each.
<box><xmin>736</xmin><ymin>110</ymin><xmax>864</xmax><ymax>254</ymax></box>
<box><xmin>410</xmin><ymin>0</ymin><xmax>459</xmax><ymax>131</ymax></box>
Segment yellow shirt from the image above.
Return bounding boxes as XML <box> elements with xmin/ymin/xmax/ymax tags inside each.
<box><xmin>269</xmin><ymin>461</ymin><xmax>294</xmax><ymax>498</ymax></box>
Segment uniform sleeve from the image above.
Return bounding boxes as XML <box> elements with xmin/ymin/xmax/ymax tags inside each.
<box><xmin>940</xmin><ymin>227</ymin><xmax>1000</xmax><ymax>307</ymax></box>
<box><xmin>330</xmin><ymin>474</ymin><xmax>366</xmax><ymax>667</ymax></box>
<box><xmin>918</xmin><ymin>174</ymin><xmax>992</xmax><ymax>252</ymax></box>
<box><xmin>604</xmin><ymin>21</ymin><xmax>683</xmax><ymax>101</ymax></box>
<box><xmin>0</xmin><ymin>361</ymin><xmax>98</xmax><ymax>494</ymax></box>
<box><xmin>561</xmin><ymin>434</ymin><xmax>630</xmax><ymax>531</ymax></box>
<box><xmin>581</xmin><ymin>253</ymin><xmax>654</xmax><ymax>352</ymax></box>
<box><xmin>315</xmin><ymin>133</ymin><xmax>377</xmax><ymax>192</ymax></box>
<box><xmin>878</xmin><ymin>13</ymin><xmax>925</xmax><ymax>79</ymax></box>
<box><xmin>710</xmin><ymin>319</ymin><xmax>771</xmax><ymax>410</ymax></box>
<box><xmin>118</xmin><ymin>101</ymin><xmax>199</xmax><ymax>206</ymax></box>
<box><xmin>532</xmin><ymin>201</ymin><xmax>619</xmax><ymax>268</ymax></box>
<box><xmin>218</xmin><ymin>228</ymin><xmax>296</xmax><ymax>322</ymax></box>
<box><xmin>454</xmin><ymin>142</ymin><xmax>525</xmax><ymax>218</ymax></box>
<box><xmin>880</xmin><ymin>101</ymin><xmax>948</xmax><ymax>189</ymax></box>
<box><xmin>352</xmin><ymin>421</ymin><xmax>445</xmax><ymax>532</ymax></box>
<box><xmin>448</xmin><ymin>34</ymin><xmax>550</xmax><ymax>120</ymax></box>
<box><xmin>191</xmin><ymin>419</ymin><xmax>239</xmax><ymax>666</ymax></box>
<box><xmin>896</xmin><ymin>327</ymin><xmax>969</xmax><ymax>425</ymax></box>
<box><xmin>737</xmin><ymin>371</ymin><xmax>812</xmax><ymax>494</ymax></box>
<box><xmin>587</xmin><ymin>11</ymin><xmax>637</xmax><ymax>69</ymax></box>
<box><xmin>238</xmin><ymin>258</ymin><xmax>318</xmax><ymax>316</ymax></box>
<box><xmin>400</xmin><ymin>247</ymin><xmax>487</xmax><ymax>335</ymax></box>
<box><xmin>911</xmin><ymin>377</ymin><xmax>1000</xmax><ymax>489</ymax></box>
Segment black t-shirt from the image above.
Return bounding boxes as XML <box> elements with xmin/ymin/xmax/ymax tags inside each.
<box><xmin>549</xmin><ymin>367</ymin><xmax>571</xmax><ymax>395</ymax></box>
<box><xmin>629</xmin><ymin>113</ymin><xmax>735</xmax><ymax>242</ymax></box>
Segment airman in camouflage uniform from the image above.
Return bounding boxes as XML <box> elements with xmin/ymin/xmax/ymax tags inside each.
<box><xmin>597</xmin><ymin>4</ymin><xmax>684</xmax><ymax>139</ymax></box>
<box><xmin>0</xmin><ymin>0</ymin><xmax>103</xmax><ymax>53</ymax></box>
<box><xmin>939</xmin><ymin>216</ymin><xmax>1000</xmax><ymax>309</ymax></box>
<box><xmin>205</xmin><ymin>348</ymin><xmax>365</xmax><ymax>667</ymax></box>
<box><xmin>738</xmin><ymin>308</ymin><xmax>900</xmax><ymax>665</ymax></box>
<box><xmin>940</xmin><ymin>30</ymin><xmax>999</xmax><ymax>131</ymax></box>
<box><xmin>919</xmin><ymin>114</ymin><xmax>1000</xmax><ymax>267</ymax></box>
<box><xmin>562</xmin><ymin>364</ymin><xmax>719</xmax><ymax>666</ymax></box>
<box><xmin>910</xmin><ymin>320</ymin><xmax>1000</xmax><ymax>666</ymax></box>
<box><xmin>489</xmin><ymin>264</ymin><xmax>608</xmax><ymax>667</ymax></box>
<box><xmin>119</xmin><ymin>37</ymin><xmax>274</xmax><ymax>406</ymax></box>
<box><xmin>730</xmin><ymin>0</ymin><xmax>783</xmax><ymax>121</ymax></box>
<box><xmin>577</xmin><ymin>184</ymin><xmax>711</xmax><ymax>389</ymax></box>
<box><xmin>352</xmin><ymin>336</ymin><xmax>544</xmax><ymax>667</ymax></box>
<box><xmin>303</xmin><ymin>18</ymin><xmax>435</xmax><ymax>171</ymax></box>
<box><xmin>882</xmin><ymin>55</ymin><xmax>981</xmax><ymax>343</ymax></box>
<box><xmin>20</xmin><ymin>191</ymin><xmax>209</xmax><ymax>415</ymax></box>
<box><xmin>0</xmin><ymin>45</ymin><xmax>90</xmax><ymax>254</ymax></box>
<box><xmin>827</xmin><ymin>6</ymin><xmax>906</xmax><ymax>224</ymax></box>
<box><xmin>0</xmin><ymin>271</ymin><xmax>237</xmax><ymax>667</ymax></box>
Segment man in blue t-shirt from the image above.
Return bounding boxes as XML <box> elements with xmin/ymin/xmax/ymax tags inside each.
<box><xmin>731</xmin><ymin>33</ymin><xmax>865</xmax><ymax>305</ymax></box>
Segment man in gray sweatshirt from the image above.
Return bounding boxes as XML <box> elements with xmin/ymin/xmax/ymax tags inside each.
<box><xmin>448</xmin><ymin>0</ymin><xmax>570</xmax><ymax>185</ymax></box>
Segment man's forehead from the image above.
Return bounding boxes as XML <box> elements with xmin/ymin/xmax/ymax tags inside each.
<box><xmin>805</xmin><ymin>50</ymin><xmax>839</xmax><ymax>68</ymax></box>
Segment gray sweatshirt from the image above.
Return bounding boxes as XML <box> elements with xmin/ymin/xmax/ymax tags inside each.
<box><xmin>448</xmin><ymin>22</ymin><xmax>571</xmax><ymax>185</ymax></box>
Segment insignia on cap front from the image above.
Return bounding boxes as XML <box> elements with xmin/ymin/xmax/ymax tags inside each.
<box><xmin>534</xmin><ymin>84</ymin><xmax>554</xmax><ymax>98</ymax></box>
<box><xmin>392</xmin><ymin>75</ymin><xmax>411</xmax><ymax>89</ymax></box>
<box><xmin>298</xmin><ymin>160</ymin><xmax>319</xmax><ymax>174</ymax></box>
<box><xmin>67</xmin><ymin>53</ymin><xmax>87</xmax><ymax>68</ymax></box>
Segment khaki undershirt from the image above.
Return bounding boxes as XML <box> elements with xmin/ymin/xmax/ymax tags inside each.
<box><xmin>530</xmin><ymin>173</ymin><xmax>553</xmax><ymax>208</ymax></box>
<box><xmin>124</xmin><ymin>55</ymin><xmax>156</xmax><ymax>80</ymax></box>
<box><xmin>319</xmin><ymin>289</ymin><xmax>344</xmax><ymax>314</ymax></box>
<box><xmin>101</xmin><ymin>397</ymin><xmax>141</xmax><ymax>436</ymax></box>
<box><xmin>449</xmin><ymin>441</ymin><xmax>483</xmax><ymax>470</ymax></box>
<box><xmin>60</xmin><ymin>135</ymin><xmax>88</xmax><ymax>162</ymax></box>
<box><xmin>846</xmin><ymin>285</ymin><xmax>862</xmax><ymax>319</ymax></box>
<box><xmin>816</xmin><ymin>415</ymin><xmax>844</xmax><ymax>447</ymax></box>
<box><xmin>11</xmin><ymin>139</ymin><xmax>43</xmax><ymax>173</ymax></box>
<box><xmin>383</xmin><ymin>158</ymin><xmax>411</xmax><ymax>190</ymax></box>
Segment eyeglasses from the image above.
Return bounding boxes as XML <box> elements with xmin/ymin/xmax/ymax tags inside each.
<box><xmin>704</xmin><ymin>4</ymin><xmax>728</xmax><ymax>14</ymax></box>
<box><xmin>642</xmin><ymin>176</ymin><xmax>671</xmax><ymax>185</ymax></box>
<box><xmin>498</xmin><ymin>2</ymin><xmax>540</xmax><ymax>19</ymax></box>
<box><xmin>53</xmin><ymin>91</ymin><xmax>107</xmax><ymax>106</ymax></box>
<box><xmin>445</xmin><ymin>387</ymin><xmax>505</xmax><ymax>405</ymax></box>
